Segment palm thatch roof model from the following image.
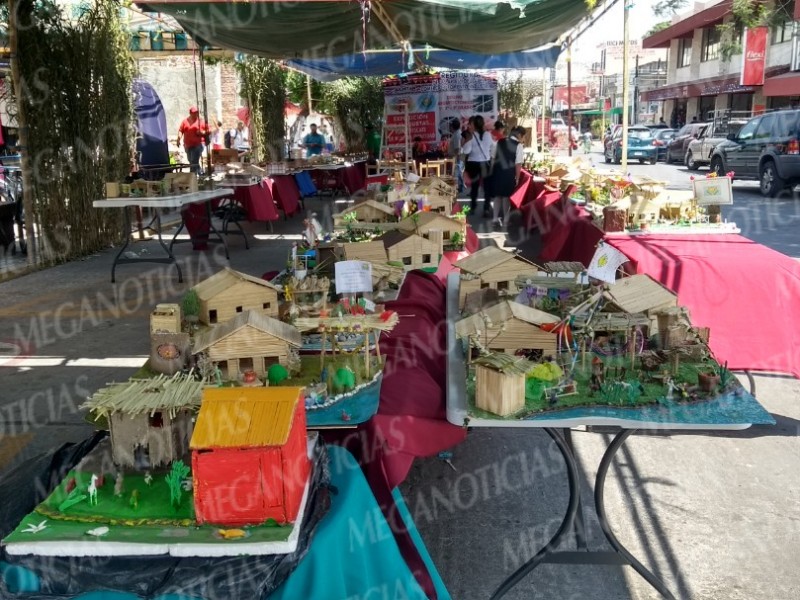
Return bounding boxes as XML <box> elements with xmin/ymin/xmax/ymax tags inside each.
<box><xmin>80</xmin><ymin>372</ymin><xmax>204</xmax><ymax>419</ymax></box>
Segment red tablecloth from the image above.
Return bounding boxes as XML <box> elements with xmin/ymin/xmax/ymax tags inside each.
<box><xmin>270</xmin><ymin>174</ymin><xmax>301</xmax><ymax>217</ymax></box>
<box><xmin>341</xmin><ymin>161</ymin><xmax>367</xmax><ymax>194</ymax></box>
<box><xmin>510</xmin><ymin>169</ymin><xmax>544</xmax><ymax>209</ymax></box>
<box><xmin>606</xmin><ymin>234</ymin><xmax>800</xmax><ymax>377</ymax></box>
<box><xmin>233</xmin><ymin>179</ymin><xmax>280</xmax><ymax>222</ymax></box>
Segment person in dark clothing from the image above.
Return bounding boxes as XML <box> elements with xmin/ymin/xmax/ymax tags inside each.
<box><xmin>490</xmin><ymin>126</ymin><xmax>525</xmax><ymax>228</ymax></box>
<box><xmin>461</xmin><ymin>115</ymin><xmax>495</xmax><ymax>217</ymax></box>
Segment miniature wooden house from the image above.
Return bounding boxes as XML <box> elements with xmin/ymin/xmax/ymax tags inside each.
<box><xmin>455</xmin><ymin>246</ymin><xmax>541</xmax><ymax>307</ymax></box>
<box><xmin>473</xmin><ymin>353</ymin><xmax>533</xmax><ymax>417</ymax></box>
<box><xmin>80</xmin><ymin>374</ymin><xmax>204</xmax><ymax>471</ymax></box>
<box><xmin>602</xmin><ymin>274</ymin><xmax>678</xmax><ymax>317</ymax></box>
<box><xmin>130</xmin><ymin>179</ymin><xmax>161</xmax><ymax>198</ymax></box>
<box><xmin>380</xmin><ymin>231</ymin><xmax>442</xmax><ymax>270</ymax></box>
<box><xmin>340</xmin><ymin>241</ymin><xmax>404</xmax><ymax>288</ymax></box>
<box><xmin>193</xmin><ymin>267</ymin><xmax>280</xmax><ymax>325</ymax></box>
<box><xmin>191</xmin><ymin>386</ymin><xmax>311</xmax><ymax>526</ymax></box>
<box><xmin>333</xmin><ymin>199</ymin><xmax>396</xmax><ymax>226</ymax></box>
<box><xmin>150</xmin><ymin>303</ymin><xmax>182</xmax><ymax>334</ymax></box>
<box><xmin>455</xmin><ymin>300</ymin><xmax>560</xmax><ymax>356</ymax></box>
<box><xmin>164</xmin><ymin>172</ymin><xmax>198</xmax><ymax>194</ymax></box>
<box><xmin>192</xmin><ymin>310</ymin><xmax>301</xmax><ymax>379</ymax></box>
<box><xmin>398</xmin><ymin>212</ymin><xmax>464</xmax><ymax>243</ymax></box>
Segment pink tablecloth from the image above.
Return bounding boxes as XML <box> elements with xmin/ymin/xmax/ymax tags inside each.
<box><xmin>270</xmin><ymin>174</ymin><xmax>301</xmax><ymax>217</ymax></box>
<box><xmin>606</xmin><ymin>234</ymin><xmax>800</xmax><ymax>377</ymax></box>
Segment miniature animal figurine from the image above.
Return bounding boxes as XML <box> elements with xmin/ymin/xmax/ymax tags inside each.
<box><xmin>181</xmin><ymin>478</ymin><xmax>193</xmax><ymax>492</ymax></box>
<box><xmin>114</xmin><ymin>472</ymin><xmax>125</xmax><ymax>497</ymax></box>
<box><xmin>129</xmin><ymin>490</ymin><xmax>139</xmax><ymax>510</ymax></box>
<box><xmin>87</xmin><ymin>474</ymin><xmax>99</xmax><ymax>506</ymax></box>
<box><xmin>144</xmin><ymin>471</ymin><xmax>153</xmax><ymax>486</ymax></box>
<box><xmin>341</xmin><ymin>410</ymin><xmax>351</xmax><ymax>422</ymax></box>
<box><xmin>86</xmin><ymin>526</ymin><xmax>109</xmax><ymax>537</ymax></box>
<box><xmin>217</xmin><ymin>528</ymin><xmax>247</xmax><ymax>540</ymax></box>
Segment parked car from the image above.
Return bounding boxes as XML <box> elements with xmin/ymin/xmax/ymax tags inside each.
<box><xmin>665</xmin><ymin>122</ymin><xmax>707</xmax><ymax>164</ymax></box>
<box><xmin>685</xmin><ymin>119</ymin><xmax>746</xmax><ymax>170</ymax></box>
<box><xmin>652</xmin><ymin>128</ymin><xmax>676</xmax><ymax>162</ymax></box>
<box><xmin>604</xmin><ymin>126</ymin><xmax>658</xmax><ymax>164</ymax></box>
<box><xmin>709</xmin><ymin>109</ymin><xmax>800</xmax><ymax>197</ymax></box>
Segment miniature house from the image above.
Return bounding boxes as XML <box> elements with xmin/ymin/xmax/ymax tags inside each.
<box><xmin>193</xmin><ymin>267</ymin><xmax>280</xmax><ymax>325</ymax></box>
<box><xmin>473</xmin><ymin>353</ymin><xmax>533</xmax><ymax>417</ymax></box>
<box><xmin>455</xmin><ymin>246</ymin><xmax>541</xmax><ymax>307</ymax></box>
<box><xmin>192</xmin><ymin>310</ymin><xmax>301</xmax><ymax>379</ymax></box>
<box><xmin>333</xmin><ymin>199</ymin><xmax>396</xmax><ymax>226</ymax></box>
<box><xmin>80</xmin><ymin>374</ymin><xmax>204</xmax><ymax>471</ymax></box>
<box><xmin>379</xmin><ymin>230</ymin><xmax>442</xmax><ymax>270</ymax></box>
<box><xmin>602</xmin><ymin>274</ymin><xmax>678</xmax><ymax>317</ymax></box>
<box><xmin>150</xmin><ymin>303</ymin><xmax>182</xmax><ymax>334</ymax></box>
<box><xmin>455</xmin><ymin>300</ymin><xmax>560</xmax><ymax>356</ymax></box>
<box><xmin>191</xmin><ymin>386</ymin><xmax>311</xmax><ymax>526</ymax></box>
<box><xmin>340</xmin><ymin>241</ymin><xmax>404</xmax><ymax>288</ymax></box>
<box><xmin>397</xmin><ymin>212</ymin><xmax>464</xmax><ymax>243</ymax></box>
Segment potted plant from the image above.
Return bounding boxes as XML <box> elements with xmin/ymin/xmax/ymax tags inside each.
<box><xmin>697</xmin><ymin>362</ymin><xmax>721</xmax><ymax>393</ymax></box>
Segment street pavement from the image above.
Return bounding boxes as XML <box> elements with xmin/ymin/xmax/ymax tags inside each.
<box><xmin>0</xmin><ymin>158</ymin><xmax>798</xmax><ymax>599</ymax></box>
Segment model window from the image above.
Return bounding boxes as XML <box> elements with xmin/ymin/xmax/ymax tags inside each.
<box><xmin>737</xmin><ymin>118</ymin><xmax>761</xmax><ymax>141</ymax></box>
<box><xmin>235</xmin><ymin>305</ymin><xmax>243</xmax><ymax>313</ymax></box>
<box><xmin>422</xmin><ymin>254</ymin><xmax>432</xmax><ymax>263</ymax></box>
<box><xmin>149</xmin><ymin>412</ymin><xmax>163</xmax><ymax>428</ymax></box>
<box><xmin>677</xmin><ymin>38</ymin><xmax>691</xmax><ymax>67</ymax></box>
<box><xmin>209</xmin><ymin>309</ymin><xmax>218</xmax><ymax>323</ymax></box>
<box><xmin>701</xmin><ymin>27</ymin><xmax>720</xmax><ymax>62</ymax></box>
<box><xmin>262</xmin><ymin>302</ymin><xmax>271</xmax><ymax>310</ymax></box>
<box><xmin>497</xmin><ymin>281</ymin><xmax>509</xmax><ymax>291</ymax></box>
<box><xmin>402</xmin><ymin>256</ymin><xmax>412</xmax><ymax>265</ymax></box>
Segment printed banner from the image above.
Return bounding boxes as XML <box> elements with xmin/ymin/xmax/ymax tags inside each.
<box><xmin>382</xmin><ymin>72</ymin><xmax>497</xmax><ymax>151</ymax></box>
<box><xmin>741</xmin><ymin>27</ymin><xmax>768</xmax><ymax>87</ymax></box>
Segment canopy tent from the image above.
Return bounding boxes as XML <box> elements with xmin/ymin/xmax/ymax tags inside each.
<box><xmin>576</xmin><ymin>107</ymin><xmax>623</xmax><ymax>116</ymax></box>
<box><xmin>284</xmin><ymin>45</ymin><xmax>562</xmax><ymax>81</ymax></box>
<box><xmin>137</xmin><ymin>0</ymin><xmax>594</xmax><ymax>58</ymax></box>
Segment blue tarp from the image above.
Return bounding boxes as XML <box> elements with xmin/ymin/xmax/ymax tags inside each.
<box><xmin>133</xmin><ymin>79</ymin><xmax>170</xmax><ymax>169</ymax></box>
<box><xmin>285</xmin><ymin>45</ymin><xmax>562</xmax><ymax>82</ymax></box>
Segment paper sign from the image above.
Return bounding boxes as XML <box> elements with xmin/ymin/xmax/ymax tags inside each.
<box><xmin>587</xmin><ymin>242</ymin><xmax>629</xmax><ymax>284</ymax></box>
<box><xmin>693</xmin><ymin>176</ymin><xmax>733</xmax><ymax>206</ymax></box>
<box><xmin>363</xmin><ymin>298</ymin><xmax>376</xmax><ymax>312</ymax></box>
<box><xmin>335</xmin><ymin>261</ymin><xmax>373</xmax><ymax>294</ymax></box>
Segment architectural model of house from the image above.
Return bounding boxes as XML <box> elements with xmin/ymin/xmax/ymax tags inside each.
<box><xmin>397</xmin><ymin>211</ymin><xmax>464</xmax><ymax>243</ymax></box>
<box><xmin>455</xmin><ymin>300</ymin><xmax>560</xmax><ymax>356</ymax></box>
<box><xmin>473</xmin><ymin>353</ymin><xmax>534</xmax><ymax>417</ymax></box>
<box><xmin>192</xmin><ymin>310</ymin><xmax>301</xmax><ymax>380</ymax></box>
<box><xmin>80</xmin><ymin>373</ymin><xmax>204</xmax><ymax>470</ymax></box>
<box><xmin>193</xmin><ymin>267</ymin><xmax>281</xmax><ymax>325</ymax></box>
<box><xmin>379</xmin><ymin>230</ymin><xmax>442</xmax><ymax>270</ymax></box>
<box><xmin>191</xmin><ymin>386</ymin><xmax>311</xmax><ymax>526</ymax></box>
<box><xmin>455</xmin><ymin>246</ymin><xmax>542</xmax><ymax>306</ymax></box>
<box><xmin>333</xmin><ymin>199</ymin><xmax>396</xmax><ymax>226</ymax></box>
<box><xmin>601</xmin><ymin>274</ymin><xmax>678</xmax><ymax>316</ymax></box>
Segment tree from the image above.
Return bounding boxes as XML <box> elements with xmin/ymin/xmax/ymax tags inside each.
<box><xmin>165</xmin><ymin>460</ymin><xmax>191</xmax><ymax>510</ymax></box>
<box><xmin>323</xmin><ymin>77</ymin><xmax>384</xmax><ymax>152</ymax></box>
<box><xmin>267</xmin><ymin>363</ymin><xmax>289</xmax><ymax>386</ymax></box>
<box><xmin>236</xmin><ymin>57</ymin><xmax>287</xmax><ymax>161</ymax></box>
<box><xmin>181</xmin><ymin>289</ymin><xmax>200</xmax><ymax>319</ymax></box>
<box><xmin>653</xmin><ymin>0</ymin><xmax>688</xmax><ymax>18</ymax></box>
<box><xmin>497</xmin><ymin>74</ymin><xmax>543</xmax><ymax>122</ymax></box>
<box><xmin>646</xmin><ymin>21</ymin><xmax>671</xmax><ymax>37</ymax></box>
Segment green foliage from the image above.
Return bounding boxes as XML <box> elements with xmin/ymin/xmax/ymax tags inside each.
<box><xmin>498</xmin><ymin>73</ymin><xmax>543</xmax><ymax>121</ymax></box>
<box><xmin>165</xmin><ymin>461</ymin><xmax>190</xmax><ymax>509</ymax></box>
<box><xmin>57</xmin><ymin>488</ymin><xmax>87</xmax><ymax>512</ymax></box>
<box><xmin>322</xmin><ymin>77</ymin><xmax>384</xmax><ymax>152</ymax></box>
<box><xmin>14</xmin><ymin>0</ymin><xmax>133</xmax><ymax>264</ymax></box>
<box><xmin>335</xmin><ymin>367</ymin><xmax>356</xmax><ymax>391</ymax></box>
<box><xmin>286</xmin><ymin>70</ymin><xmax>328</xmax><ymax>113</ymax></box>
<box><xmin>653</xmin><ymin>0</ymin><xmax>688</xmax><ymax>18</ymax></box>
<box><xmin>590</xmin><ymin>120</ymin><xmax>603</xmax><ymax>138</ymax></box>
<box><xmin>236</xmin><ymin>56</ymin><xmax>287</xmax><ymax>161</ymax></box>
<box><xmin>449</xmin><ymin>231</ymin><xmax>464</xmax><ymax>248</ymax></box>
<box><xmin>181</xmin><ymin>289</ymin><xmax>200</xmax><ymax>317</ymax></box>
<box><xmin>646</xmin><ymin>21</ymin><xmax>671</xmax><ymax>37</ymax></box>
<box><xmin>267</xmin><ymin>363</ymin><xmax>289</xmax><ymax>386</ymax></box>
<box><xmin>717</xmin><ymin>0</ymin><xmax>782</xmax><ymax>60</ymax></box>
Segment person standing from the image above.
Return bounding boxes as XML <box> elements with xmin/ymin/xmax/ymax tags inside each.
<box><xmin>447</xmin><ymin>118</ymin><xmax>463</xmax><ymax>193</ymax></box>
<box><xmin>491</xmin><ymin>120</ymin><xmax>506</xmax><ymax>142</ymax></box>
<box><xmin>177</xmin><ymin>106</ymin><xmax>208</xmax><ymax>174</ymax></box>
<box><xmin>231</xmin><ymin>121</ymin><xmax>249</xmax><ymax>150</ymax></box>
<box><xmin>461</xmin><ymin>115</ymin><xmax>495</xmax><ymax>218</ymax></box>
<box><xmin>302</xmin><ymin>123</ymin><xmax>326</xmax><ymax>157</ymax></box>
<box><xmin>490</xmin><ymin>126</ymin><xmax>525</xmax><ymax>229</ymax></box>
<box><xmin>211</xmin><ymin>120</ymin><xmax>224</xmax><ymax>150</ymax></box>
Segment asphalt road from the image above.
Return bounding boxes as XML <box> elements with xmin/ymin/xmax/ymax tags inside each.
<box><xmin>0</xmin><ymin>157</ymin><xmax>798</xmax><ymax>600</ymax></box>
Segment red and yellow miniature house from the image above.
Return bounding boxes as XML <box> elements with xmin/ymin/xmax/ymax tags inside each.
<box><xmin>190</xmin><ymin>386</ymin><xmax>310</xmax><ymax>526</ymax></box>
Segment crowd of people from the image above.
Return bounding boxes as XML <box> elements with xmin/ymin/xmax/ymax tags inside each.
<box><xmin>176</xmin><ymin>106</ymin><xmax>251</xmax><ymax>174</ymax></box>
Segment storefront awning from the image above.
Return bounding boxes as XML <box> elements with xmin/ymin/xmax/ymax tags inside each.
<box><xmin>285</xmin><ymin>45</ymin><xmax>562</xmax><ymax>81</ymax></box>
<box><xmin>576</xmin><ymin>107</ymin><xmax>622</xmax><ymax>116</ymax></box>
<box><xmin>138</xmin><ymin>0</ymin><xmax>595</xmax><ymax>58</ymax></box>
<box><xmin>642</xmin><ymin>67</ymin><xmax>789</xmax><ymax>101</ymax></box>
<box><xmin>764</xmin><ymin>71</ymin><xmax>800</xmax><ymax>97</ymax></box>
<box><xmin>642</xmin><ymin>0</ymin><xmax>731</xmax><ymax>49</ymax></box>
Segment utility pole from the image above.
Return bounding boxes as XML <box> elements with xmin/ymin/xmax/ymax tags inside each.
<box><xmin>541</xmin><ymin>68</ymin><xmax>547</xmax><ymax>153</ymax></box>
<box><xmin>633</xmin><ymin>54</ymin><xmax>640</xmax><ymax>126</ymax></box>
<box><xmin>567</xmin><ymin>38</ymin><xmax>573</xmax><ymax>157</ymax></box>
<box><xmin>621</xmin><ymin>1</ymin><xmax>631</xmax><ymax>171</ymax></box>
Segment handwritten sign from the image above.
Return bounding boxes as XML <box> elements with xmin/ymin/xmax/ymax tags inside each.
<box><xmin>335</xmin><ymin>260</ymin><xmax>373</xmax><ymax>294</ymax></box>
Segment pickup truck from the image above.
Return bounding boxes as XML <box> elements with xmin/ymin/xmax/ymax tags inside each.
<box><xmin>684</xmin><ymin>120</ymin><xmax>746</xmax><ymax>170</ymax></box>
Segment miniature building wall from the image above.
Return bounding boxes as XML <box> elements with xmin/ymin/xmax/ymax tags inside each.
<box><xmin>109</xmin><ymin>409</ymin><xmax>194</xmax><ymax>470</ymax></box>
<box><xmin>386</xmin><ymin>235</ymin><xmax>441</xmax><ymax>270</ymax></box>
<box><xmin>200</xmin><ymin>280</ymin><xmax>279</xmax><ymax>325</ymax></box>
<box><xmin>151</xmin><ymin>303</ymin><xmax>182</xmax><ymax>334</ymax></box>
<box><xmin>475</xmin><ymin>365</ymin><xmax>525</xmax><ymax>416</ymax></box>
<box><xmin>203</xmin><ymin>327</ymin><xmax>292</xmax><ymax>378</ymax></box>
<box><xmin>192</xmin><ymin>392</ymin><xmax>310</xmax><ymax>526</ymax></box>
<box><xmin>484</xmin><ymin>320</ymin><xmax>558</xmax><ymax>355</ymax></box>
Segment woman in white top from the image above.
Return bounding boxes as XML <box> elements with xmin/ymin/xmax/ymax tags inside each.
<box><xmin>461</xmin><ymin>115</ymin><xmax>495</xmax><ymax>217</ymax></box>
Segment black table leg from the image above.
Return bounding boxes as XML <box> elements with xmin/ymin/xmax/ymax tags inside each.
<box><xmin>490</xmin><ymin>428</ymin><xmax>676</xmax><ymax>600</ymax></box>
<box><xmin>111</xmin><ymin>207</ymin><xmax>133</xmax><ymax>284</ymax></box>
<box><xmin>112</xmin><ymin>207</ymin><xmax>182</xmax><ymax>283</ymax></box>
<box><xmin>204</xmin><ymin>199</ymin><xmax>229</xmax><ymax>259</ymax></box>
<box><xmin>153</xmin><ymin>212</ymin><xmax>182</xmax><ymax>283</ymax></box>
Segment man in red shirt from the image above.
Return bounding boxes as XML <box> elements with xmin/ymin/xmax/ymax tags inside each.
<box><xmin>491</xmin><ymin>120</ymin><xmax>506</xmax><ymax>142</ymax></box>
<box><xmin>177</xmin><ymin>106</ymin><xmax>208</xmax><ymax>174</ymax></box>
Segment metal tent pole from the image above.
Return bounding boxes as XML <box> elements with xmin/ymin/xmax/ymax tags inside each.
<box><xmin>621</xmin><ymin>1</ymin><xmax>631</xmax><ymax>171</ymax></box>
<box><xmin>198</xmin><ymin>46</ymin><xmax>212</xmax><ymax>175</ymax></box>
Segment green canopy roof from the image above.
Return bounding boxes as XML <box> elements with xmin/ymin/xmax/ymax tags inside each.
<box><xmin>576</xmin><ymin>107</ymin><xmax>623</xmax><ymax>116</ymax></box>
<box><xmin>139</xmin><ymin>0</ymin><xmax>594</xmax><ymax>58</ymax></box>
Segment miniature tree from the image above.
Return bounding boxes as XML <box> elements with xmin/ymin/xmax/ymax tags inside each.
<box><xmin>181</xmin><ymin>290</ymin><xmax>201</xmax><ymax>326</ymax></box>
<box><xmin>335</xmin><ymin>367</ymin><xmax>356</xmax><ymax>392</ymax></box>
<box><xmin>165</xmin><ymin>460</ymin><xmax>191</xmax><ymax>510</ymax></box>
<box><xmin>268</xmin><ymin>363</ymin><xmax>289</xmax><ymax>386</ymax></box>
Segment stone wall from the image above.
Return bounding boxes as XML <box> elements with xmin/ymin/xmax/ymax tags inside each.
<box><xmin>135</xmin><ymin>54</ymin><xmax>241</xmax><ymax>139</ymax></box>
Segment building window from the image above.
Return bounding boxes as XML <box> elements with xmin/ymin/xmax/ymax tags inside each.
<box><xmin>701</xmin><ymin>27</ymin><xmax>720</xmax><ymax>62</ymax></box>
<box><xmin>149</xmin><ymin>412</ymin><xmax>163</xmax><ymax>428</ymax></box>
<box><xmin>771</xmin><ymin>19</ymin><xmax>792</xmax><ymax>44</ymax></box>
<box><xmin>262</xmin><ymin>302</ymin><xmax>271</xmax><ymax>310</ymax></box>
<box><xmin>402</xmin><ymin>256</ymin><xmax>412</xmax><ymax>265</ymax></box>
<box><xmin>235</xmin><ymin>305</ymin><xmax>243</xmax><ymax>313</ymax></box>
<box><xmin>209</xmin><ymin>309</ymin><xmax>218</xmax><ymax>323</ymax></box>
<box><xmin>497</xmin><ymin>281</ymin><xmax>509</xmax><ymax>291</ymax></box>
<box><xmin>677</xmin><ymin>38</ymin><xmax>691</xmax><ymax>67</ymax></box>
<box><xmin>422</xmin><ymin>254</ymin><xmax>432</xmax><ymax>263</ymax></box>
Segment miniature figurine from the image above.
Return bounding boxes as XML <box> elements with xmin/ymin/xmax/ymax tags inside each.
<box><xmin>86</xmin><ymin>526</ymin><xmax>110</xmax><ymax>537</ymax></box>
<box><xmin>114</xmin><ymin>472</ymin><xmax>124</xmax><ymax>497</ymax></box>
<box><xmin>341</xmin><ymin>410</ymin><xmax>351</xmax><ymax>422</ymax></box>
<box><xmin>87</xmin><ymin>474</ymin><xmax>99</xmax><ymax>506</ymax></box>
<box><xmin>144</xmin><ymin>471</ymin><xmax>153</xmax><ymax>486</ymax></box>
